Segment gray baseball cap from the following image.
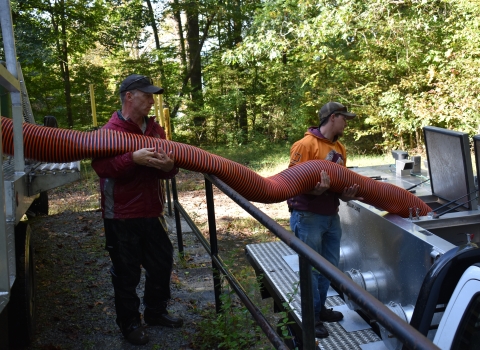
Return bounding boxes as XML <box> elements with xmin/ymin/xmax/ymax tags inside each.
<box><xmin>319</xmin><ymin>102</ymin><xmax>356</xmax><ymax>122</ymax></box>
<box><xmin>120</xmin><ymin>74</ymin><xmax>164</xmax><ymax>94</ymax></box>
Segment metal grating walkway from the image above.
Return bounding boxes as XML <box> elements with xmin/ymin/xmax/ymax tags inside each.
<box><xmin>246</xmin><ymin>241</ymin><xmax>384</xmax><ymax>350</ymax></box>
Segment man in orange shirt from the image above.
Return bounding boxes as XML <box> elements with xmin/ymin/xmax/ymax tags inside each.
<box><xmin>288</xmin><ymin>102</ymin><xmax>363</xmax><ymax>338</ymax></box>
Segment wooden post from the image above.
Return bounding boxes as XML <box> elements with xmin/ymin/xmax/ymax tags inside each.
<box><xmin>164</xmin><ymin>107</ymin><xmax>172</xmax><ymax>140</ymax></box>
<box><xmin>153</xmin><ymin>81</ymin><xmax>160</xmax><ymax>124</ymax></box>
<box><xmin>154</xmin><ymin>78</ymin><xmax>165</xmax><ymax>127</ymax></box>
<box><xmin>89</xmin><ymin>84</ymin><xmax>97</xmax><ymax>128</ymax></box>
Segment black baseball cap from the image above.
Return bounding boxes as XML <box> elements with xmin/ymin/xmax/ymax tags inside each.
<box><xmin>119</xmin><ymin>74</ymin><xmax>164</xmax><ymax>94</ymax></box>
<box><xmin>319</xmin><ymin>102</ymin><xmax>356</xmax><ymax>122</ymax></box>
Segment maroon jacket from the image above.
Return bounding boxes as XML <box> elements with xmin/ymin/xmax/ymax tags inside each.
<box><xmin>91</xmin><ymin>111</ymin><xmax>178</xmax><ymax>219</ymax></box>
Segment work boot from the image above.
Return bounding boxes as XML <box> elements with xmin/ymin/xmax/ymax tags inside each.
<box><xmin>319</xmin><ymin>306</ymin><xmax>344</xmax><ymax>322</ymax></box>
<box><xmin>119</xmin><ymin>320</ymin><xmax>149</xmax><ymax>345</ymax></box>
<box><xmin>144</xmin><ymin>309</ymin><xmax>183</xmax><ymax>328</ymax></box>
<box><xmin>315</xmin><ymin>320</ymin><xmax>329</xmax><ymax>338</ymax></box>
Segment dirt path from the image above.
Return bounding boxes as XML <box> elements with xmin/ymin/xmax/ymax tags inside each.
<box><xmin>26</xmin><ymin>171</ymin><xmax>290</xmax><ymax>350</ymax></box>
<box><xmin>28</xmin><ymin>209</ymin><xmax>210</xmax><ymax>350</ymax></box>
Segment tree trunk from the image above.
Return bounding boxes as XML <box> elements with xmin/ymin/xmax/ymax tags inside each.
<box><xmin>61</xmin><ymin>29</ymin><xmax>73</xmax><ymax>128</ymax></box>
<box><xmin>416</xmin><ymin>128</ymin><xmax>422</xmax><ymax>149</ymax></box>
<box><xmin>50</xmin><ymin>0</ymin><xmax>73</xmax><ymax>128</ymax></box>
<box><xmin>186</xmin><ymin>0</ymin><xmax>204</xmax><ymax>130</ymax></box>
<box><xmin>171</xmin><ymin>14</ymin><xmax>214</xmax><ymax>121</ymax></box>
<box><xmin>145</xmin><ymin>0</ymin><xmax>165</xmax><ymax>79</ymax></box>
<box><xmin>238</xmin><ymin>89</ymin><xmax>248</xmax><ymax>143</ymax></box>
<box><xmin>233</xmin><ymin>0</ymin><xmax>247</xmax><ymax>143</ymax></box>
<box><xmin>173</xmin><ymin>0</ymin><xmax>187</xmax><ymax>70</ymax></box>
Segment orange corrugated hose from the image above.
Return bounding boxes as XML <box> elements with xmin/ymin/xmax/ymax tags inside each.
<box><xmin>1</xmin><ymin>117</ymin><xmax>432</xmax><ymax>218</ymax></box>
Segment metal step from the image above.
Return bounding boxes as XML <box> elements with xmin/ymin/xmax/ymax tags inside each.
<box><xmin>246</xmin><ymin>241</ymin><xmax>385</xmax><ymax>350</ymax></box>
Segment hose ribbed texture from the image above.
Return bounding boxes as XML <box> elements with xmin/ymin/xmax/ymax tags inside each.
<box><xmin>1</xmin><ymin>117</ymin><xmax>432</xmax><ymax>217</ymax></box>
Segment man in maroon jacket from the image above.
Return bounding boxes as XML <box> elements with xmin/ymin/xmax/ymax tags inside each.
<box><xmin>92</xmin><ymin>74</ymin><xmax>182</xmax><ymax>345</ymax></box>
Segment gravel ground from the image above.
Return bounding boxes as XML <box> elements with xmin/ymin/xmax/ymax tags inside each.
<box><xmin>24</xmin><ymin>171</ymin><xmax>290</xmax><ymax>350</ymax></box>
<box><xmin>27</xmin><ymin>210</ymin><xmax>216</xmax><ymax>350</ymax></box>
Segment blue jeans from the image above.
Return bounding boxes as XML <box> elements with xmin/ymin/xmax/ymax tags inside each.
<box><xmin>290</xmin><ymin>210</ymin><xmax>342</xmax><ymax>318</ymax></box>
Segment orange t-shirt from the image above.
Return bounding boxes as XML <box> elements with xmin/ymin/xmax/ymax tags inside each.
<box><xmin>287</xmin><ymin>127</ymin><xmax>347</xmax><ymax>215</ymax></box>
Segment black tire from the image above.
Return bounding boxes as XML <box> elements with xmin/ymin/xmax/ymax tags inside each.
<box><xmin>29</xmin><ymin>191</ymin><xmax>48</xmax><ymax>216</ymax></box>
<box><xmin>8</xmin><ymin>222</ymin><xmax>36</xmax><ymax>348</ymax></box>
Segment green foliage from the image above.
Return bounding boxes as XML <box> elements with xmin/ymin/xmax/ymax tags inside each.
<box><xmin>277</xmin><ymin>281</ymin><xmax>299</xmax><ymax>344</ymax></box>
<box><xmin>225</xmin><ymin>0</ymin><xmax>480</xmax><ymax>150</ymax></box>
<box><xmin>202</xmin><ymin>142</ymin><xmax>288</xmax><ymax>165</ymax></box>
<box><xmin>6</xmin><ymin>0</ymin><xmax>480</xmax><ymax>152</ymax></box>
<box><xmin>200</xmin><ymin>141</ymin><xmax>392</xmax><ymax>174</ymax></box>
<box><xmin>191</xmin><ymin>268</ymin><xmax>298</xmax><ymax>350</ymax></box>
<box><xmin>193</xmin><ymin>287</ymin><xmax>262</xmax><ymax>350</ymax></box>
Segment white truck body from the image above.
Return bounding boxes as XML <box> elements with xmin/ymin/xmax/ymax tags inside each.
<box><xmin>0</xmin><ymin>0</ymin><xmax>81</xmax><ymax>346</ymax></box>
<box><xmin>434</xmin><ymin>264</ymin><xmax>480</xmax><ymax>349</ymax></box>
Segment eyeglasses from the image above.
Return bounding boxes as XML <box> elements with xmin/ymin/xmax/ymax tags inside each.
<box><xmin>120</xmin><ymin>76</ymin><xmax>153</xmax><ymax>92</ymax></box>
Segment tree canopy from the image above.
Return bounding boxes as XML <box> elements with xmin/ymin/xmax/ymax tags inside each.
<box><xmin>3</xmin><ymin>0</ymin><xmax>479</xmax><ymax>152</ymax></box>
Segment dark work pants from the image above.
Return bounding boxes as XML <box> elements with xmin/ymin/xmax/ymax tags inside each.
<box><xmin>104</xmin><ymin>217</ymin><xmax>173</xmax><ymax>326</ymax></box>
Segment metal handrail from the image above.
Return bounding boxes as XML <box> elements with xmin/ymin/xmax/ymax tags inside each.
<box><xmin>170</xmin><ymin>176</ymin><xmax>289</xmax><ymax>349</ymax></box>
<box><xmin>169</xmin><ymin>173</ymin><xmax>440</xmax><ymax>350</ymax></box>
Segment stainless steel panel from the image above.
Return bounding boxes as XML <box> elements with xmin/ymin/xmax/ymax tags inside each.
<box><xmin>348</xmin><ymin>165</ymin><xmax>432</xmax><ymax>198</ymax></box>
<box><xmin>423</xmin><ymin>126</ymin><xmax>477</xmax><ymax>210</ymax></box>
<box><xmin>0</xmin><ymin>213</ymin><xmax>15</xmax><ymax>315</ymax></box>
<box><xmin>28</xmin><ymin>170</ymin><xmax>81</xmax><ymax>196</ymax></box>
<box><xmin>4</xmin><ymin>173</ymin><xmax>35</xmax><ymax>225</ymax></box>
<box><xmin>329</xmin><ymin>164</ymin><xmax>474</xmax><ymax>308</ymax></box>
<box><xmin>3</xmin><ymin>160</ymin><xmax>81</xmax><ymax>221</ymax></box>
<box><xmin>339</xmin><ymin>200</ymin><xmax>456</xmax><ymax>307</ymax></box>
<box><xmin>334</xmin><ymin>304</ymin><xmax>371</xmax><ymax>332</ymax></box>
<box><xmin>414</xmin><ymin>211</ymin><xmax>480</xmax><ymax>246</ymax></box>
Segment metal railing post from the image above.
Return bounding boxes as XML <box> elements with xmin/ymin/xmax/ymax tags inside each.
<box><xmin>165</xmin><ymin>179</ymin><xmax>173</xmax><ymax>216</ymax></box>
<box><xmin>299</xmin><ymin>255</ymin><xmax>316</xmax><ymax>349</ymax></box>
<box><xmin>205</xmin><ymin>177</ymin><xmax>222</xmax><ymax>313</ymax></box>
<box><xmin>171</xmin><ymin>177</ymin><xmax>184</xmax><ymax>256</ymax></box>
